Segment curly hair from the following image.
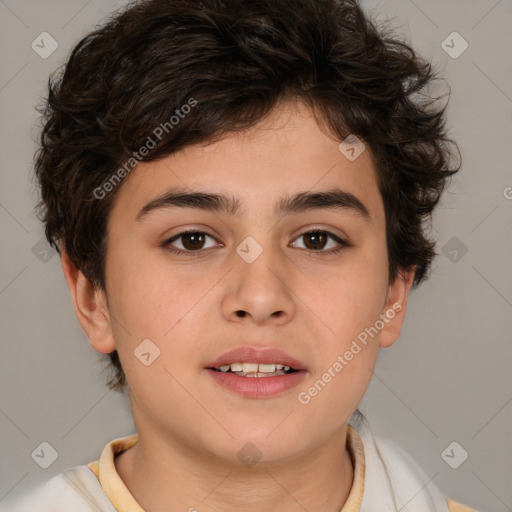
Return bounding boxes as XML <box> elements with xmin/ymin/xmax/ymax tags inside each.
<box><xmin>34</xmin><ymin>0</ymin><xmax>460</xmax><ymax>392</ymax></box>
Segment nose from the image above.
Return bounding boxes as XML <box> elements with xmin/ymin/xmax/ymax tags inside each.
<box><xmin>221</xmin><ymin>244</ymin><xmax>296</xmax><ymax>326</ymax></box>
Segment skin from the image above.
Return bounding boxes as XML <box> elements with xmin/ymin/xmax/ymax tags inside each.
<box><xmin>62</xmin><ymin>99</ymin><xmax>415</xmax><ymax>512</ymax></box>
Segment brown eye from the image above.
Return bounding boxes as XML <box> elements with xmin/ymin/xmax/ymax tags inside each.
<box><xmin>291</xmin><ymin>230</ymin><xmax>348</xmax><ymax>254</ymax></box>
<box><xmin>180</xmin><ymin>232</ymin><xmax>207</xmax><ymax>250</ymax></box>
<box><xmin>164</xmin><ymin>231</ymin><xmax>219</xmax><ymax>255</ymax></box>
<box><xmin>302</xmin><ymin>232</ymin><xmax>328</xmax><ymax>250</ymax></box>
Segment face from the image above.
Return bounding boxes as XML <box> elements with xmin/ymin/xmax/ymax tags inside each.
<box><xmin>70</xmin><ymin>100</ymin><xmax>413</xmax><ymax>465</ymax></box>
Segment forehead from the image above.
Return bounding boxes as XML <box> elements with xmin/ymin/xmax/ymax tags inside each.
<box><xmin>108</xmin><ymin>100</ymin><xmax>385</xmax><ymax>228</ymax></box>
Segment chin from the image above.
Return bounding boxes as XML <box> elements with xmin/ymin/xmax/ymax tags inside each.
<box><xmin>208</xmin><ymin>430</ymin><xmax>307</xmax><ymax>467</ymax></box>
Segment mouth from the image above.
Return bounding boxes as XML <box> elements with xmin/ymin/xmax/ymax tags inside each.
<box><xmin>205</xmin><ymin>347</ymin><xmax>307</xmax><ymax>398</ymax></box>
<box><xmin>208</xmin><ymin>362</ymin><xmax>300</xmax><ymax>378</ymax></box>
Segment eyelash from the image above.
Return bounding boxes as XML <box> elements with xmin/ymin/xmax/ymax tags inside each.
<box><xmin>162</xmin><ymin>229</ymin><xmax>349</xmax><ymax>257</ymax></box>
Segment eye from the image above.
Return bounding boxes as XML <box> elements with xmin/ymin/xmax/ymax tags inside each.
<box><xmin>162</xmin><ymin>229</ymin><xmax>348</xmax><ymax>257</ymax></box>
<box><xmin>163</xmin><ymin>230</ymin><xmax>220</xmax><ymax>256</ymax></box>
<box><xmin>290</xmin><ymin>230</ymin><xmax>348</xmax><ymax>254</ymax></box>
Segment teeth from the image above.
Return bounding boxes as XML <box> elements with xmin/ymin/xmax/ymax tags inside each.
<box><xmin>242</xmin><ymin>363</ymin><xmax>259</xmax><ymax>373</ymax></box>
<box><xmin>215</xmin><ymin>362</ymin><xmax>296</xmax><ymax>374</ymax></box>
<box><xmin>240</xmin><ymin>371</ymin><xmax>285</xmax><ymax>377</ymax></box>
<box><xmin>258</xmin><ymin>363</ymin><xmax>275</xmax><ymax>372</ymax></box>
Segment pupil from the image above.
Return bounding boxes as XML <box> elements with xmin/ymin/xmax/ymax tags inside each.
<box><xmin>305</xmin><ymin>232</ymin><xmax>326</xmax><ymax>250</ymax></box>
<box><xmin>183</xmin><ymin>232</ymin><xmax>204</xmax><ymax>250</ymax></box>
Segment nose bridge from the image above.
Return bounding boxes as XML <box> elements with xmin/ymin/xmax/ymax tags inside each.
<box><xmin>223</xmin><ymin>232</ymin><xmax>296</xmax><ymax>323</ymax></box>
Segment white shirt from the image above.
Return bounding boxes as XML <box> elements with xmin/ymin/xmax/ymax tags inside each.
<box><xmin>2</xmin><ymin>423</ymin><xmax>477</xmax><ymax>512</ymax></box>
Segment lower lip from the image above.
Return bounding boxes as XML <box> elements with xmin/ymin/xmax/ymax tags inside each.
<box><xmin>205</xmin><ymin>369</ymin><xmax>307</xmax><ymax>398</ymax></box>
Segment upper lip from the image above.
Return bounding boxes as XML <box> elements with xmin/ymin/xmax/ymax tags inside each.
<box><xmin>206</xmin><ymin>346</ymin><xmax>307</xmax><ymax>371</ymax></box>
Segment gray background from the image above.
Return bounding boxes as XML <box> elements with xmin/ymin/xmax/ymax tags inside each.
<box><xmin>0</xmin><ymin>0</ymin><xmax>511</xmax><ymax>511</ymax></box>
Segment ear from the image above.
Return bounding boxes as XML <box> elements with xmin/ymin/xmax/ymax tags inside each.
<box><xmin>379</xmin><ymin>266</ymin><xmax>416</xmax><ymax>349</ymax></box>
<box><xmin>60</xmin><ymin>249</ymin><xmax>116</xmax><ymax>354</ymax></box>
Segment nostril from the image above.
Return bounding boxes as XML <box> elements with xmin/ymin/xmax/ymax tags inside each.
<box><xmin>236</xmin><ymin>310</ymin><xmax>246</xmax><ymax>317</ymax></box>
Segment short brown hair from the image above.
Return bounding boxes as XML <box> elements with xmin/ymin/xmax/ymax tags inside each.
<box><xmin>34</xmin><ymin>0</ymin><xmax>460</xmax><ymax>392</ymax></box>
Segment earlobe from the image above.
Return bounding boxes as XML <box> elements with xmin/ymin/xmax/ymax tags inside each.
<box><xmin>60</xmin><ymin>249</ymin><xmax>116</xmax><ymax>354</ymax></box>
<box><xmin>379</xmin><ymin>267</ymin><xmax>416</xmax><ymax>349</ymax></box>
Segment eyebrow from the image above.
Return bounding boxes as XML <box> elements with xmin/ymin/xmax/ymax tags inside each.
<box><xmin>135</xmin><ymin>187</ymin><xmax>371</xmax><ymax>221</ymax></box>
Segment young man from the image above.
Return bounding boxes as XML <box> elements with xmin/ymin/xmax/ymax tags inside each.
<box><xmin>5</xmin><ymin>0</ymin><xmax>478</xmax><ymax>510</ymax></box>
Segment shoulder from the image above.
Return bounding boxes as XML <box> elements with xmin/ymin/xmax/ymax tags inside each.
<box><xmin>447</xmin><ymin>499</ymin><xmax>480</xmax><ymax>512</ymax></box>
<box><xmin>2</xmin><ymin>465</ymin><xmax>118</xmax><ymax>512</ymax></box>
<box><xmin>355</xmin><ymin>425</ymin><xmax>479</xmax><ymax>512</ymax></box>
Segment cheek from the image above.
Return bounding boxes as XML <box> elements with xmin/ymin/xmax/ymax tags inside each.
<box><xmin>296</xmin><ymin>270</ymin><xmax>385</xmax><ymax>424</ymax></box>
<box><xmin>105</xmin><ymin>256</ymin><xmax>204</xmax><ymax>404</ymax></box>
<box><xmin>105</xmin><ymin>248</ymin><xmax>221</xmax><ymax>389</ymax></box>
<box><xmin>105</xmin><ymin>242</ymin><xmax>194</xmax><ymax>336</ymax></box>
<box><xmin>301</xmin><ymin>244</ymin><xmax>388</xmax><ymax>395</ymax></box>
<box><xmin>306</xmin><ymin>248</ymin><xmax>389</xmax><ymax>335</ymax></box>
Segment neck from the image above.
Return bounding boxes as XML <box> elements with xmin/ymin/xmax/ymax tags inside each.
<box><xmin>114</xmin><ymin>425</ymin><xmax>354</xmax><ymax>512</ymax></box>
